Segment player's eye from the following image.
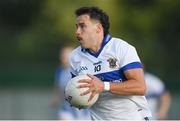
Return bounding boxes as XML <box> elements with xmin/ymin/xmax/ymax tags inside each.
<box><xmin>80</xmin><ymin>24</ymin><xmax>85</xmax><ymax>28</ymax></box>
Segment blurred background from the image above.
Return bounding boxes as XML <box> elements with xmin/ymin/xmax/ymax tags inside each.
<box><xmin>0</xmin><ymin>0</ymin><xmax>180</xmax><ymax>119</ymax></box>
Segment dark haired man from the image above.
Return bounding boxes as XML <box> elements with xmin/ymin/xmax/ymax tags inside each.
<box><xmin>69</xmin><ymin>6</ymin><xmax>151</xmax><ymax>120</ymax></box>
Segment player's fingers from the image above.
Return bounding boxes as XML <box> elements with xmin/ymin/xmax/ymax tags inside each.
<box><xmin>88</xmin><ymin>91</ymin><xmax>96</xmax><ymax>102</ymax></box>
<box><xmin>77</xmin><ymin>83</ymin><xmax>90</xmax><ymax>88</ymax></box>
<box><xmin>87</xmin><ymin>74</ymin><xmax>99</xmax><ymax>82</ymax></box>
<box><xmin>78</xmin><ymin>79</ymin><xmax>92</xmax><ymax>83</ymax></box>
<box><xmin>80</xmin><ymin>89</ymin><xmax>91</xmax><ymax>96</ymax></box>
<box><xmin>87</xmin><ymin>74</ymin><xmax>95</xmax><ymax>79</ymax></box>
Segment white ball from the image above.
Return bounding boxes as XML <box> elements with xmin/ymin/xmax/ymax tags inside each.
<box><xmin>65</xmin><ymin>75</ymin><xmax>99</xmax><ymax>109</ymax></box>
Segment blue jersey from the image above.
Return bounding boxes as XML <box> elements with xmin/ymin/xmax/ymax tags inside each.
<box><xmin>55</xmin><ymin>67</ymin><xmax>71</xmax><ymax>90</ymax></box>
<box><xmin>69</xmin><ymin>34</ymin><xmax>151</xmax><ymax>120</ymax></box>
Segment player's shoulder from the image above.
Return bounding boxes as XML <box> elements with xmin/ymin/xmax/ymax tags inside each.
<box><xmin>145</xmin><ymin>72</ymin><xmax>162</xmax><ymax>82</ymax></box>
<box><xmin>69</xmin><ymin>46</ymin><xmax>82</xmax><ymax>61</ymax></box>
<box><xmin>70</xmin><ymin>46</ymin><xmax>81</xmax><ymax>54</ymax></box>
<box><xmin>111</xmin><ymin>36</ymin><xmax>135</xmax><ymax>49</ymax></box>
<box><xmin>145</xmin><ymin>72</ymin><xmax>164</xmax><ymax>86</ymax></box>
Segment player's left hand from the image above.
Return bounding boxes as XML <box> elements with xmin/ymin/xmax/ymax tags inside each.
<box><xmin>78</xmin><ymin>74</ymin><xmax>104</xmax><ymax>102</ymax></box>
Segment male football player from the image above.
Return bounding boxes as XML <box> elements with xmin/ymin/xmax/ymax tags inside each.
<box><xmin>69</xmin><ymin>6</ymin><xmax>151</xmax><ymax>120</ymax></box>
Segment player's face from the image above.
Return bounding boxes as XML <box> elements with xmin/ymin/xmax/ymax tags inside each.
<box><xmin>76</xmin><ymin>14</ymin><xmax>99</xmax><ymax>49</ymax></box>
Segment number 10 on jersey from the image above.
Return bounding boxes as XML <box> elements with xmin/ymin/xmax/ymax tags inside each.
<box><xmin>94</xmin><ymin>65</ymin><xmax>101</xmax><ymax>72</ymax></box>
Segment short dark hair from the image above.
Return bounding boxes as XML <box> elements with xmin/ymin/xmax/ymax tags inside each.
<box><xmin>75</xmin><ymin>6</ymin><xmax>110</xmax><ymax>36</ymax></box>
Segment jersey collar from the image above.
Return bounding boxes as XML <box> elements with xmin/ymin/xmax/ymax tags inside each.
<box><xmin>81</xmin><ymin>34</ymin><xmax>112</xmax><ymax>58</ymax></box>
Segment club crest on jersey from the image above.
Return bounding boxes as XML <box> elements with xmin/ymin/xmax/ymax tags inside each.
<box><xmin>107</xmin><ymin>57</ymin><xmax>118</xmax><ymax>68</ymax></box>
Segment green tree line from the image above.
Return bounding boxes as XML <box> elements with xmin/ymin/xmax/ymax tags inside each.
<box><xmin>0</xmin><ymin>0</ymin><xmax>180</xmax><ymax>91</ymax></box>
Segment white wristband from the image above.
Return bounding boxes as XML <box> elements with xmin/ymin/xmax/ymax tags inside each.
<box><xmin>104</xmin><ymin>82</ymin><xmax>110</xmax><ymax>91</ymax></box>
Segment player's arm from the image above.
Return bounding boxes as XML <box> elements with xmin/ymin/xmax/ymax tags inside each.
<box><xmin>108</xmin><ymin>43</ymin><xmax>146</xmax><ymax>95</ymax></box>
<box><xmin>157</xmin><ymin>91</ymin><xmax>171</xmax><ymax>119</ymax></box>
<box><xmin>79</xmin><ymin>68</ymin><xmax>146</xmax><ymax>101</ymax></box>
<box><xmin>110</xmin><ymin>68</ymin><xmax>146</xmax><ymax>95</ymax></box>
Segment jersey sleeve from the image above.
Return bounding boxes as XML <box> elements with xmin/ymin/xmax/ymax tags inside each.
<box><xmin>68</xmin><ymin>51</ymin><xmax>77</xmax><ymax>78</ymax></box>
<box><xmin>69</xmin><ymin>66</ymin><xmax>76</xmax><ymax>78</ymax></box>
<box><xmin>117</xmin><ymin>42</ymin><xmax>143</xmax><ymax>71</ymax></box>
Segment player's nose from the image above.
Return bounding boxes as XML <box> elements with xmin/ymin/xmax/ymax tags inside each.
<box><xmin>76</xmin><ymin>27</ymin><xmax>81</xmax><ymax>36</ymax></box>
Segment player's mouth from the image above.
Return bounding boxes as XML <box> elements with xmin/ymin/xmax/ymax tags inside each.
<box><xmin>77</xmin><ymin>36</ymin><xmax>83</xmax><ymax>42</ymax></box>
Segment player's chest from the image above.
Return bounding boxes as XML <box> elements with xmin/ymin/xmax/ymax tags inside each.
<box><xmin>74</xmin><ymin>56</ymin><xmax>120</xmax><ymax>75</ymax></box>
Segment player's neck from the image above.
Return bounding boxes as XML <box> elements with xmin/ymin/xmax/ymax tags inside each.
<box><xmin>89</xmin><ymin>35</ymin><xmax>104</xmax><ymax>53</ymax></box>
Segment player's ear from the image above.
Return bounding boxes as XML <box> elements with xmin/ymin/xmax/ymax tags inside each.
<box><xmin>96</xmin><ymin>23</ymin><xmax>103</xmax><ymax>33</ymax></box>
